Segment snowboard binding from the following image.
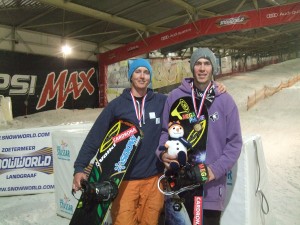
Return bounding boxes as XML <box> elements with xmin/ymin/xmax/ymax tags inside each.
<box><xmin>158</xmin><ymin>163</ymin><xmax>208</xmax><ymax>195</ymax></box>
<box><xmin>73</xmin><ymin>179</ymin><xmax>118</xmax><ymax>211</ymax></box>
<box><xmin>81</xmin><ymin>179</ymin><xmax>118</xmax><ymax>203</ymax></box>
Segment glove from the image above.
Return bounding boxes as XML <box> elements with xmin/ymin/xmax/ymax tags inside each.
<box><xmin>185</xmin><ymin>163</ymin><xmax>209</xmax><ymax>185</ymax></box>
<box><xmin>166</xmin><ymin>163</ymin><xmax>209</xmax><ymax>191</ymax></box>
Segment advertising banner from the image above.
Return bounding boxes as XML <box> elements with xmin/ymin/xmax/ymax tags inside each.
<box><xmin>0</xmin><ymin>127</ymin><xmax>55</xmax><ymax>196</ymax></box>
<box><xmin>0</xmin><ymin>51</ymin><xmax>99</xmax><ymax>117</ymax></box>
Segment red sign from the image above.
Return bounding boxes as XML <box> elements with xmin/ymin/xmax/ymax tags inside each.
<box><xmin>98</xmin><ymin>2</ymin><xmax>300</xmax><ymax>65</ymax></box>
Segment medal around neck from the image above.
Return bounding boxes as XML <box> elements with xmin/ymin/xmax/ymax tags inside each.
<box><xmin>193</xmin><ymin>123</ymin><xmax>202</xmax><ymax>132</ymax></box>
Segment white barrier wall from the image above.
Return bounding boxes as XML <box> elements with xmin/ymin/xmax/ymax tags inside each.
<box><xmin>52</xmin><ymin>127</ymin><xmax>93</xmax><ymax>219</ymax></box>
<box><xmin>221</xmin><ymin>135</ymin><xmax>272</xmax><ymax>225</ymax></box>
<box><xmin>0</xmin><ymin>95</ymin><xmax>13</xmax><ymax>126</ymax></box>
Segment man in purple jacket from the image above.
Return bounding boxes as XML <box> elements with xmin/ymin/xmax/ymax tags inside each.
<box><xmin>156</xmin><ymin>47</ymin><xmax>242</xmax><ymax>225</ymax></box>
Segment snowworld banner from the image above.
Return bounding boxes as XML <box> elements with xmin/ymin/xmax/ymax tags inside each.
<box><xmin>0</xmin><ymin>127</ymin><xmax>55</xmax><ymax>196</ymax></box>
<box><xmin>0</xmin><ymin>51</ymin><xmax>99</xmax><ymax>117</ymax></box>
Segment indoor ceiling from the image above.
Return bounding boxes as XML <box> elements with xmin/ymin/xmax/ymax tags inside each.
<box><xmin>0</xmin><ymin>0</ymin><xmax>300</xmax><ymax>59</ymax></box>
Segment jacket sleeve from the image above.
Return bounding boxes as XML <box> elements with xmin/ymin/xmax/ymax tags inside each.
<box><xmin>73</xmin><ymin>104</ymin><xmax>115</xmax><ymax>174</ymax></box>
<box><xmin>155</xmin><ymin>96</ymin><xmax>172</xmax><ymax>161</ymax></box>
<box><xmin>209</xmin><ymin>100</ymin><xmax>243</xmax><ymax>180</ymax></box>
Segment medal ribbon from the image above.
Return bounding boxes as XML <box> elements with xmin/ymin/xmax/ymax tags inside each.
<box><xmin>130</xmin><ymin>92</ymin><xmax>147</xmax><ymax>127</ymax></box>
<box><xmin>191</xmin><ymin>82</ymin><xmax>212</xmax><ymax>120</ymax></box>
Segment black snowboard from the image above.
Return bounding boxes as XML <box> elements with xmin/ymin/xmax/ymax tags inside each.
<box><xmin>165</xmin><ymin>96</ymin><xmax>208</xmax><ymax>225</ymax></box>
<box><xmin>70</xmin><ymin>119</ymin><xmax>143</xmax><ymax>225</ymax></box>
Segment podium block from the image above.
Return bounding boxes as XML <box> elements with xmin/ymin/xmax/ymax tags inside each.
<box><xmin>221</xmin><ymin>135</ymin><xmax>272</xmax><ymax>225</ymax></box>
<box><xmin>52</xmin><ymin>126</ymin><xmax>92</xmax><ymax>219</ymax></box>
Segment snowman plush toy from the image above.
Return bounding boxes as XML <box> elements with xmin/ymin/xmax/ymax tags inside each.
<box><xmin>159</xmin><ymin>121</ymin><xmax>192</xmax><ymax>175</ymax></box>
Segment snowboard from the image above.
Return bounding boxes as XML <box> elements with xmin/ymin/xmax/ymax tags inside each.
<box><xmin>164</xmin><ymin>96</ymin><xmax>208</xmax><ymax>225</ymax></box>
<box><xmin>69</xmin><ymin>119</ymin><xmax>143</xmax><ymax>225</ymax></box>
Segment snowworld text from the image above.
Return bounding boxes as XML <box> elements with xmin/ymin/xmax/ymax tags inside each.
<box><xmin>0</xmin><ymin>132</ymin><xmax>50</xmax><ymax>140</ymax></box>
<box><xmin>0</xmin><ymin>155</ymin><xmax>52</xmax><ymax>169</ymax></box>
<box><xmin>0</xmin><ymin>184</ymin><xmax>55</xmax><ymax>192</ymax></box>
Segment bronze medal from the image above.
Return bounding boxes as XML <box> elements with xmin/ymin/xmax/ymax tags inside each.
<box><xmin>194</xmin><ymin>123</ymin><xmax>202</xmax><ymax>132</ymax></box>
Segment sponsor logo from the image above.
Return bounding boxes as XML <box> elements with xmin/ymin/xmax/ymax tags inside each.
<box><xmin>193</xmin><ymin>196</ymin><xmax>203</xmax><ymax>225</ymax></box>
<box><xmin>2</xmin><ymin>146</ymin><xmax>35</xmax><ymax>152</ymax></box>
<box><xmin>0</xmin><ymin>155</ymin><xmax>52</xmax><ymax>170</ymax></box>
<box><xmin>181</xmin><ymin>112</ymin><xmax>196</xmax><ymax>121</ymax></box>
<box><xmin>112</xmin><ymin>126</ymin><xmax>138</xmax><ymax>144</ymax></box>
<box><xmin>96</xmin><ymin>143</ymin><xmax>116</xmax><ymax>167</ymax></box>
<box><xmin>56</xmin><ymin>140</ymin><xmax>70</xmax><ymax>161</ymax></box>
<box><xmin>0</xmin><ymin>132</ymin><xmax>50</xmax><ymax>140</ymax></box>
<box><xmin>1</xmin><ymin>184</ymin><xmax>55</xmax><ymax>192</ymax></box>
<box><xmin>198</xmin><ymin>164</ymin><xmax>208</xmax><ymax>182</ymax></box>
<box><xmin>161</xmin><ymin>28</ymin><xmax>192</xmax><ymax>41</ymax></box>
<box><xmin>0</xmin><ymin>74</ymin><xmax>37</xmax><ymax>95</ymax></box>
<box><xmin>100</xmin><ymin>121</ymin><xmax>121</xmax><ymax>153</ymax></box>
<box><xmin>6</xmin><ymin>172</ymin><xmax>37</xmax><ymax>179</ymax></box>
<box><xmin>266</xmin><ymin>13</ymin><xmax>278</xmax><ymax>18</ymax></box>
<box><xmin>59</xmin><ymin>195</ymin><xmax>74</xmax><ymax>215</ymax></box>
<box><xmin>0</xmin><ymin>148</ymin><xmax>53</xmax><ymax>175</ymax></box>
<box><xmin>227</xmin><ymin>170</ymin><xmax>233</xmax><ymax>186</ymax></box>
<box><xmin>216</xmin><ymin>15</ymin><xmax>249</xmax><ymax>27</ymax></box>
<box><xmin>171</xmin><ymin>99</ymin><xmax>191</xmax><ymax>120</ymax></box>
<box><xmin>127</xmin><ymin>45</ymin><xmax>139</xmax><ymax>52</ymax></box>
<box><xmin>36</xmin><ymin>68</ymin><xmax>95</xmax><ymax>110</ymax></box>
<box><xmin>209</xmin><ymin>112</ymin><xmax>219</xmax><ymax>122</ymax></box>
<box><xmin>266</xmin><ymin>10</ymin><xmax>300</xmax><ymax>19</ymax></box>
<box><xmin>114</xmin><ymin>135</ymin><xmax>139</xmax><ymax>172</ymax></box>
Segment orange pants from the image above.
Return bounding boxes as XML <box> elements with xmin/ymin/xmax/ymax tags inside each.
<box><xmin>111</xmin><ymin>174</ymin><xmax>164</xmax><ymax>225</ymax></box>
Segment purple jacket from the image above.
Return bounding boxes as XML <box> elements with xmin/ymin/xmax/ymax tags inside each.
<box><xmin>156</xmin><ymin>78</ymin><xmax>242</xmax><ymax>211</ymax></box>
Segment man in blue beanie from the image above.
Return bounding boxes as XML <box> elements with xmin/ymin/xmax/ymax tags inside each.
<box><xmin>73</xmin><ymin>58</ymin><xmax>166</xmax><ymax>225</ymax></box>
<box><xmin>157</xmin><ymin>47</ymin><xmax>242</xmax><ymax>225</ymax></box>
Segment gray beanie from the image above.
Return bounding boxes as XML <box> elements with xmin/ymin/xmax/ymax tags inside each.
<box><xmin>190</xmin><ymin>48</ymin><xmax>219</xmax><ymax>75</ymax></box>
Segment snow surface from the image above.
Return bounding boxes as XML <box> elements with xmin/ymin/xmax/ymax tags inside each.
<box><xmin>0</xmin><ymin>59</ymin><xmax>300</xmax><ymax>225</ymax></box>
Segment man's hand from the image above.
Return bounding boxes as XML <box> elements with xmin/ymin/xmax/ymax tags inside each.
<box><xmin>216</xmin><ymin>81</ymin><xmax>226</xmax><ymax>93</ymax></box>
<box><xmin>72</xmin><ymin>172</ymin><xmax>87</xmax><ymax>192</ymax></box>
<box><xmin>160</xmin><ymin>151</ymin><xmax>177</xmax><ymax>170</ymax></box>
<box><xmin>207</xmin><ymin>166</ymin><xmax>215</xmax><ymax>182</ymax></box>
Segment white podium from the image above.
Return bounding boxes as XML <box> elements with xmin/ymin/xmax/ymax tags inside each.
<box><xmin>52</xmin><ymin>125</ymin><xmax>93</xmax><ymax>219</ymax></box>
<box><xmin>221</xmin><ymin>135</ymin><xmax>272</xmax><ymax>225</ymax></box>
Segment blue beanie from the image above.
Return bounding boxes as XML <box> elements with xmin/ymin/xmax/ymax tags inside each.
<box><xmin>128</xmin><ymin>58</ymin><xmax>153</xmax><ymax>81</ymax></box>
<box><xmin>190</xmin><ymin>48</ymin><xmax>219</xmax><ymax>76</ymax></box>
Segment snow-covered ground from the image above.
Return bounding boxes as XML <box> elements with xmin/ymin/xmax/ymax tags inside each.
<box><xmin>0</xmin><ymin>58</ymin><xmax>300</xmax><ymax>225</ymax></box>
